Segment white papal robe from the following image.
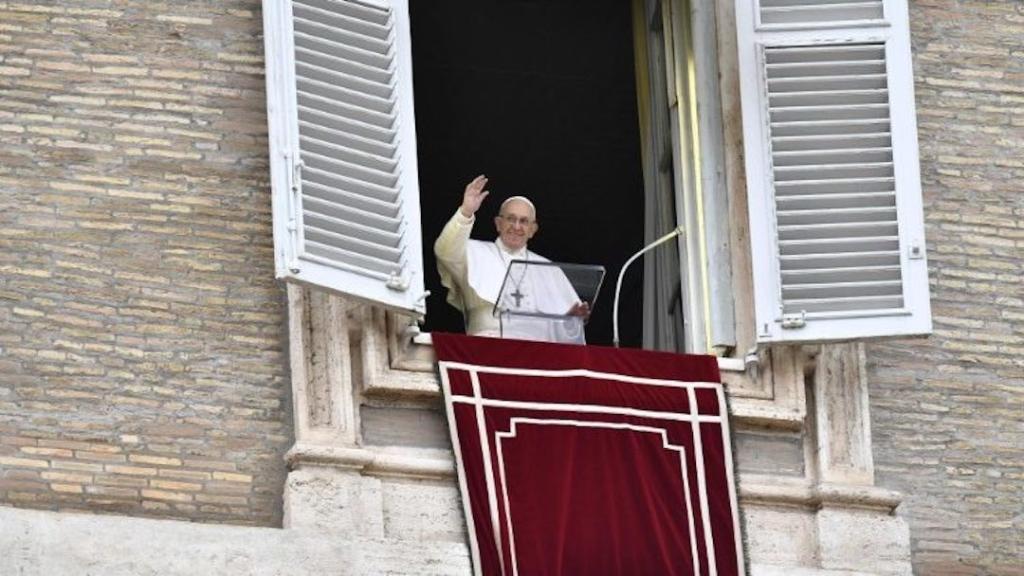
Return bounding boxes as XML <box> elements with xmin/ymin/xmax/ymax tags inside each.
<box><xmin>434</xmin><ymin>210</ymin><xmax>583</xmax><ymax>342</ymax></box>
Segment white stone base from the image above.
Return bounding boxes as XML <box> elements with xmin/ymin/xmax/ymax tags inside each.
<box><xmin>0</xmin><ymin>505</ymin><xmax>471</xmax><ymax>576</ymax></box>
<box><xmin>1</xmin><ymin>466</ymin><xmax>913</xmax><ymax>576</ymax></box>
<box><xmin>284</xmin><ymin>465</ymin><xmax>466</xmax><ymax>544</ymax></box>
<box><xmin>744</xmin><ymin>504</ymin><xmax>912</xmax><ymax>576</ymax></box>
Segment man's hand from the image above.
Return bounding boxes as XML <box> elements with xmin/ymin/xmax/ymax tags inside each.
<box><xmin>567</xmin><ymin>301</ymin><xmax>591</xmax><ymax>322</ymax></box>
<box><xmin>460</xmin><ymin>175</ymin><xmax>489</xmax><ymax>218</ymax></box>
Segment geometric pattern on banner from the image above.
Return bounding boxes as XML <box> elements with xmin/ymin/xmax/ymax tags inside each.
<box><xmin>434</xmin><ymin>333</ymin><xmax>744</xmax><ymax>576</ymax></box>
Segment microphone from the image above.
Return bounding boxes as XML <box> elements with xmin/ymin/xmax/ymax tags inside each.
<box><xmin>612</xmin><ymin>226</ymin><xmax>685</xmax><ymax>347</ymax></box>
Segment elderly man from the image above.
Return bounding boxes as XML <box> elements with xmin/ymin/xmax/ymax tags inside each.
<box><xmin>434</xmin><ymin>175</ymin><xmax>589</xmax><ymax>340</ymax></box>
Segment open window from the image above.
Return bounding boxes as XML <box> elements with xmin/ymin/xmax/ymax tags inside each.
<box><xmin>262</xmin><ymin>0</ymin><xmax>931</xmax><ymax>352</ymax></box>
<box><xmin>408</xmin><ymin>0</ymin><xmax>647</xmax><ymax>347</ymax></box>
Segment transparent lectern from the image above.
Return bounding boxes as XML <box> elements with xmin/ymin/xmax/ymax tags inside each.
<box><xmin>493</xmin><ymin>260</ymin><xmax>606</xmax><ymax>345</ymax></box>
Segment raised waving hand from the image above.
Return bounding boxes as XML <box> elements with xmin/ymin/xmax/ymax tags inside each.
<box><xmin>459</xmin><ymin>175</ymin><xmax>490</xmax><ymax>218</ymax></box>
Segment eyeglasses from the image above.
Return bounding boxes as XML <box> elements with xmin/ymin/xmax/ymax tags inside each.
<box><xmin>498</xmin><ymin>214</ymin><xmax>534</xmax><ymax>227</ymax></box>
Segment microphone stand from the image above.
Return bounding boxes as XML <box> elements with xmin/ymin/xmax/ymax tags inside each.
<box><xmin>612</xmin><ymin>226</ymin><xmax>685</xmax><ymax>347</ymax></box>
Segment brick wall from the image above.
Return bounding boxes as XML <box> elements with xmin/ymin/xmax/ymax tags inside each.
<box><xmin>869</xmin><ymin>1</ymin><xmax>1024</xmax><ymax>573</ymax></box>
<box><xmin>0</xmin><ymin>0</ymin><xmax>292</xmax><ymax>526</ymax></box>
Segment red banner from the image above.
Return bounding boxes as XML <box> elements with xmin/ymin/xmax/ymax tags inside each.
<box><xmin>434</xmin><ymin>333</ymin><xmax>744</xmax><ymax>576</ymax></box>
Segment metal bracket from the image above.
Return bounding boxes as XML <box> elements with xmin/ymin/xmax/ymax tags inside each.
<box><xmin>781</xmin><ymin>311</ymin><xmax>806</xmax><ymax>329</ymax></box>
<box><xmin>386</xmin><ymin>271</ymin><xmax>410</xmax><ymax>291</ymax></box>
<box><xmin>283</xmin><ymin>151</ymin><xmax>305</xmax><ymax>277</ymax></box>
<box><xmin>415</xmin><ymin>290</ymin><xmax>431</xmax><ymax>305</ymax></box>
<box><xmin>908</xmin><ymin>239</ymin><xmax>925</xmax><ymax>260</ymax></box>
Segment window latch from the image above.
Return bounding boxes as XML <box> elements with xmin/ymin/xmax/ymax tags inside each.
<box><xmin>908</xmin><ymin>239</ymin><xmax>925</xmax><ymax>260</ymax></box>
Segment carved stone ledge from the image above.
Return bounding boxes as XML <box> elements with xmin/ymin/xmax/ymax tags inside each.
<box><xmin>286</xmin><ymin>443</ymin><xmax>456</xmax><ymax>479</ymax></box>
<box><xmin>739</xmin><ymin>475</ymin><xmax>903</xmax><ymax>512</ymax></box>
<box><xmin>372</xmin><ymin>323</ymin><xmax>809</xmax><ymax>429</ymax></box>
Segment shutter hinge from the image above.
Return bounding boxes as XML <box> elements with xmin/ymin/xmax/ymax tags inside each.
<box><xmin>781</xmin><ymin>311</ymin><xmax>806</xmax><ymax>329</ymax></box>
<box><xmin>284</xmin><ymin>152</ymin><xmax>303</xmax><ymax>276</ymax></box>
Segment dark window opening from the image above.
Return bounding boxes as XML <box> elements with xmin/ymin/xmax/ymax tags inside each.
<box><xmin>411</xmin><ymin>0</ymin><xmax>646</xmax><ymax>346</ymax></box>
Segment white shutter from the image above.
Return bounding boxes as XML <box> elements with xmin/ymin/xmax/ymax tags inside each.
<box><xmin>735</xmin><ymin>0</ymin><xmax>931</xmax><ymax>343</ymax></box>
<box><xmin>263</xmin><ymin>0</ymin><xmax>426</xmax><ymax>315</ymax></box>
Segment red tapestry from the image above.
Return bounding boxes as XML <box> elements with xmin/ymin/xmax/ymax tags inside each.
<box><xmin>434</xmin><ymin>333</ymin><xmax>744</xmax><ymax>576</ymax></box>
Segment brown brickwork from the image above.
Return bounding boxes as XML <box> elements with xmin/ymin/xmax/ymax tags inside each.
<box><xmin>869</xmin><ymin>1</ymin><xmax>1024</xmax><ymax>574</ymax></box>
<box><xmin>0</xmin><ymin>0</ymin><xmax>292</xmax><ymax>526</ymax></box>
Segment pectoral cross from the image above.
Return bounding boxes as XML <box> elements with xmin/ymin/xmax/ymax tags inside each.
<box><xmin>510</xmin><ymin>288</ymin><xmax>525</xmax><ymax>307</ymax></box>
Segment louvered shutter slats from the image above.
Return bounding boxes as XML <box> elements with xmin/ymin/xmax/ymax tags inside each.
<box><xmin>780</xmin><ymin>235</ymin><xmax>898</xmax><ymax>253</ymax></box>
<box><xmin>777</xmin><ymin>206</ymin><xmax>896</xmax><ymax>225</ymax></box>
<box><xmin>769</xmin><ymin>75</ymin><xmax>886</xmax><ymax>93</ymax></box>
<box><xmin>776</xmin><ymin>176</ymin><xmax>894</xmax><ymax>194</ymax></box>
<box><xmin>299</xmin><ymin>120</ymin><xmax>394</xmax><ymax>159</ymax></box>
<box><xmin>265</xmin><ymin>0</ymin><xmax>424</xmax><ymax>313</ymax></box>
<box><xmin>769</xmin><ymin>118</ymin><xmax>890</xmax><ymax>138</ymax></box>
<box><xmin>773</xmin><ymin>148</ymin><xmax>893</xmax><ymax>166</ymax></box>
<box><xmin>778</xmin><ymin>221</ymin><xmax>898</xmax><ymax>240</ymax></box>
<box><xmin>298</xmin><ymin>92</ymin><xmax>392</xmax><ymax>136</ymax></box>
<box><xmin>773</xmin><ymin>133</ymin><xmax>892</xmax><ymax>151</ymax></box>
<box><xmin>303</xmin><ymin>150</ymin><xmax>397</xmax><ymax>192</ymax></box>
<box><xmin>764</xmin><ymin>42</ymin><xmax>906</xmax><ymax>319</ymax></box>
<box><xmin>782</xmin><ymin>264</ymin><xmax>900</xmax><ymax>283</ymax></box>
<box><xmin>784</xmin><ymin>278</ymin><xmax>901</xmax><ymax>296</ymax></box>
<box><xmin>774</xmin><ymin>163</ymin><xmax>893</xmax><ymax>181</ymax></box>
<box><xmin>771</xmin><ymin>90</ymin><xmax>889</xmax><ymax>108</ymax></box>
<box><xmin>294</xmin><ymin>1</ymin><xmax>392</xmax><ymax>45</ymax></box>
<box><xmin>784</xmin><ymin>294</ymin><xmax>903</xmax><ymax>313</ymax></box>
<box><xmin>298</xmin><ymin>109</ymin><xmax>393</xmax><ymax>149</ymax></box>
<box><xmin>304</xmin><ymin>241</ymin><xmax>400</xmax><ymax>275</ymax></box>
<box><xmin>780</xmin><ymin>250</ymin><xmax>899</xmax><ymax>269</ymax></box>
<box><xmin>294</xmin><ymin>0</ymin><xmax>417</xmax><ymax>284</ymax></box>
<box><xmin>294</xmin><ymin>47</ymin><xmax>392</xmax><ymax>88</ymax></box>
<box><xmin>297</xmin><ymin>64</ymin><xmax>393</xmax><ymax>108</ymax></box>
<box><xmin>759</xmin><ymin>0</ymin><xmax>884</xmax><ymax>26</ymax></box>
<box><xmin>303</xmin><ymin>165</ymin><xmax>400</xmax><ymax>205</ymax></box>
<box><xmin>298</xmin><ymin>75</ymin><xmax>394</xmax><ymax>118</ymax></box>
<box><xmin>303</xmin><ymin>212</ymin><xmax>404</xmax><ymax>257</ymax></box>
<box><xmin>302</xmin><ymin>136</ymin><xmax>397</xmax><ymax>174</ymax></box>
<box><xmin>303</xmin><ymin>195</ymin><xmax>401</xmax><ymax>234</ymax></box>
<box><xmin>300</xmin><ymin>0</ymin><xmax>389</xmax><ymax>22</ymax></box>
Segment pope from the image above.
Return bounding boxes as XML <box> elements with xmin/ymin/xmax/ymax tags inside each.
<box><xmin>434</xmin><ymin>175</ymin><xmax>590</xmax><ymax>340</ymax></box>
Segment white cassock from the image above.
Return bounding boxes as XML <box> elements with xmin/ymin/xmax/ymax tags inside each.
<box><xmin>434</xmin><ymin>210</ymin><xmax>584</xmax><ymax>343</ymax></box>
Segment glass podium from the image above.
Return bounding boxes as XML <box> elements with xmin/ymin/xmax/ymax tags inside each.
<box><xmin>492</xmin><ymin>260</ymin><xmax>605</xmax><ymax>345</ymax></box>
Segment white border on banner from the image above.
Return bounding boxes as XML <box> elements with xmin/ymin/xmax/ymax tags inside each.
<box><xmin>438</xmin><ymin>367</ymin><xmax>485</xmax><ymax>576</ymax></box>
<box><xmin>439</xmin><ymin>362</ymin><xmax>725</xmax><ymax>391</ymax></box>
<box><xmin>717</xmin><ymin>384</ymin><xmax>746</xmax><ymax>570</ymax></box>
<box><xmin>495</xmin><ymin>418</ymin><xmax>701</xmax><ymax>576</ymax></box>
<box><xmin>450</xmin><ymin>397</ymin><xmax>722</xmax><ymax>424</ymax></box>
<box><xmin>470</xmin><ymin>370</ymin><xmax>507</xmax><ymax>575</ymax></box>
<box><xmin>688</xmin><ymin>386</ymin><xmax>717</xmax><ymax>574</ymax></box>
